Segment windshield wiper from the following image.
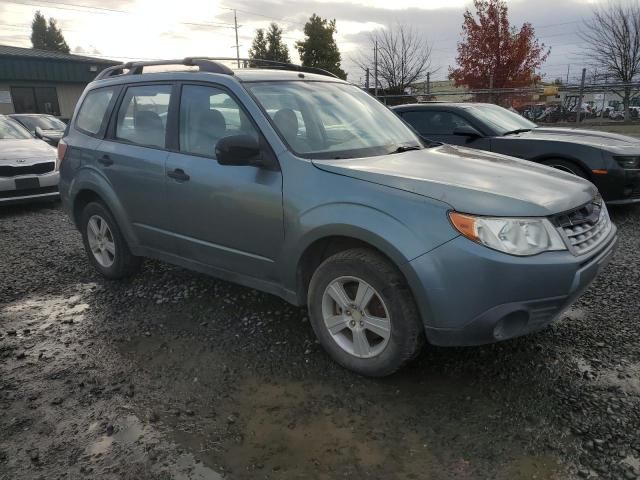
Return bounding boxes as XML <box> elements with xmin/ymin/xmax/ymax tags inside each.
<box><xmin>389</xmin><ymin>144</ymin><xmax>422</xmax><ymax>154</ymax></box>
<box><xmin>503</xmin><ymin>128</ymin><xmax>532</xmax><ymax>136</ymax></box>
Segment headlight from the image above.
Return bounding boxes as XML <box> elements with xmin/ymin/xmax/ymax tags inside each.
<box><xmin>449</xmin><ymin>212</ymin><xmax>566</xmax><ymax>256</ymax></box>
<box><xmin>614</xmin><ymin>155</ymin><xmax>640</xmax><ymax>169</ymax></box>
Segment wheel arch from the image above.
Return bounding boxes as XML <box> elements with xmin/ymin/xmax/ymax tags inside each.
<box><xmin>532</xmin><ymin>154</ymin><xmax>593</xmax><ymax>180</ymax></box>
<box><xmin>69</xmin><ymin>170</ymin><xmax>139</xmax><ymax>250</ymax></box>
<box><xmin>293</xmin><ymin>232</ymin><xmax>418</xmax><ymax>308</ymax></box>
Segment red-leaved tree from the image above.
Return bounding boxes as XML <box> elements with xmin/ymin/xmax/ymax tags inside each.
<box><xmin>450</xmin><ymin>0</ymin><xmax>549</xmax><ymax>100</ymax></box>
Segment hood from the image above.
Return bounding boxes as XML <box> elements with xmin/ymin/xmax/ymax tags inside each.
<box><xmin>0</xmin><ymin>139</ymin><xmax>57</xmax><ymax>164</ymax></box>
<box><xmin>312</xmin><ymin>144</ymin><xmax>597</xmax><ymax>217</ymax></box>
<box><xmin>514</xmin><ymin>127</ymin><xmax>640</xmax><ymax>153</ymax></box>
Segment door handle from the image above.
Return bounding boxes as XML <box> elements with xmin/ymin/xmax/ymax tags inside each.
<box><xmin>167</xmin><ymin>168</ymin><xmax>190</xmax><ymax>182</ymax></box>
<box><xmin>98</xmin><ymin>154</ymin><xmax>113</xmax><ymax>166</ymax></box>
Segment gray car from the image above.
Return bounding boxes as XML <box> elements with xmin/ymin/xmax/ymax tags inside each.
<box><xmin>58</xmin><ymin>58</ymin><xmax>618</xmax><ymax>376</ymax></box>
<box><xmin>0</xmin><ymin>115</ymin><xmax>59</xmax><ymax>204</ymax></box>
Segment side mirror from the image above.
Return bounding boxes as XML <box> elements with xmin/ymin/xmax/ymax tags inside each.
<box><xmin>453</xmin><ymin>125</ymin><xmax>482</xmax><ymax>138</ymax></box>
<box><xmin>215</xmin><ymin>135</ymin><xmax>262</xmax><ymax>167</ymax></box>
<box><xmin>34</xmin><ymin>126</ymin><xmax>43</xmax><ymax>139</ymax></box>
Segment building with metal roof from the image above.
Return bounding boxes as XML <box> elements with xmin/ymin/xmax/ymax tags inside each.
<box><xmin>0</xmin><ymin>45</ymin><xmax>118</xmax><ymax>120</ymax></box>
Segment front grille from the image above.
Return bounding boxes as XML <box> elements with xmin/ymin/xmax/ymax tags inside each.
<box><xmin>0</xmin><ymin>185</ymin><xmax>58</xmax><ymax>199</ymax></box>
<box><xmin>0</xmin><ymin>162</ymin><xmax>55</xmax><ymax>177</ymax></box>
<box><xmin>553</xmin><ymin>200</ymin><xmax>612</xmax><ymax>256</ymax></box>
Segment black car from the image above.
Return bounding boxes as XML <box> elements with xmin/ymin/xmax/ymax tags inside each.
<box><xmin>9</xmin><ymin>114</ymin><xmax>66</xmax><ymax>146</ymax></box>
<box><xmin>393</xmin><ymin>102</ymin><xmax>640</xmax><ymax>204</ymax></box>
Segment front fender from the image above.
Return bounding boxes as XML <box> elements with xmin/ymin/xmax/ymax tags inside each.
<box><xmin>279</xmin><ymin>198</ymin><xmax>457</xmax><ymax>298</ymax></box>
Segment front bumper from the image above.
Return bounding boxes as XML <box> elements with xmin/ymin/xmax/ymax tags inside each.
<box><xmin>406</xmin><ymin>225</ymin><xmax>618</xmax><ymax>347</ymax></box>
<box><xmin>0</xmin><ymin>171</ymin><xmax>60</xmax><ymax>205</ymax></box>
<box><xmin>597</xmin><ymin>168</ymin><xmax>640</xmax><ymax>205</ymax></box>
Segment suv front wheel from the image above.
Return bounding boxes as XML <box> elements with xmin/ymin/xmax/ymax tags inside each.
<box><xmin>80</xmin><ymin>201</ymin><xmax>141</xmax><ymax>279</ymax></box>
<box><xmin>308</xmin><ymin>248</ymin><xmax>424</xmax><ymax>377</ymax></box>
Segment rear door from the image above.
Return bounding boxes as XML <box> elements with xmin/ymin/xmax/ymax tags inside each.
<box><xmin>164</xmin><ymin>82</ymin><xmax>284</xmax><ymax>280</ymax></box>
<box><xmin>97</xmin><ymin>83</ymin><xmax>174</xmax><ymax>251</ymax></box>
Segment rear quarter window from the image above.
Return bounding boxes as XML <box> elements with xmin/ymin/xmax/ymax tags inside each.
<box><xmin>75</xmin><ymin>87</ymin><xmax>116</xmax><ymax>135</ymax></box>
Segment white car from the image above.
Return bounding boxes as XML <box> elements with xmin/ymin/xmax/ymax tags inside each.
<box><xmin>0</xmin><ymin>115</ymin><xmax>59</xmax><ymax>204</ymax></box>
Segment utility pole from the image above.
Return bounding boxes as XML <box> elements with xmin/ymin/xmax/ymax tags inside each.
<box><xmin>365</xmin><ymin>68</ymin><xmax>370</xmax><ymax>90</ymax></box>
<box><xmin>577</xmin><ymin>67</ymin><xmax>586</xmax><ymax>123</ymax></box>
<box><xmin>374</xmin><ymin>39</ymin><xmax>378</xmax><ymax>98</ymax></box>
<box><xmin>426</xmin><ymin>71</ymin><xmax>430</xmax><ymax>98</ymax></box>
<box><xmin>233</xmin><ymin>9</ymin><xmax>240</xmax><ymax>68</ymax></box>
<box><xmin>489</xmin><ymin>73</ymin><xmax>494</xmax><ymax>103</ymax></box>
<box><xmin>566</xmin><ymin>64</ymin><xmax>570</xmax><ymax>85</ymax></box>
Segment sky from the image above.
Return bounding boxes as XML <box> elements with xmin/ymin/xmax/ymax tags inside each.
<box><xmin>0</xmin><ymin>0</ymin><xmax>610</xmax><ymax>85</ymax></box>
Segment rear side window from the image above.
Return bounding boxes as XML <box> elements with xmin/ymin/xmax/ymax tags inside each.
<box><xmin>75</xmin><ymin>87</ymin><xmax>115</xmax><ymax>135</ymax></box>
<box><xmin>402</xmin><ymin>110</ymin><xmax>472</xmax><ymax>135</ymax></box>
<box><xmin>116</xmin><ymin>84</ymin><xmax>171</xmax><ymax>149</ymax></box>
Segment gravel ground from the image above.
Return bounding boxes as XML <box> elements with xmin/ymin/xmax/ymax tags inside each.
<box><xmin>1</xmin><ymin>202</ymin><xmax>639</xmax><ymax>480</ymax></box>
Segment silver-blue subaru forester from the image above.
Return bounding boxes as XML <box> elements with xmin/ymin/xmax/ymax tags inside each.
<box><xmin>58</xmin><ymin>58</ymin><xmax>618</xmax><ymax>376</ymax></box>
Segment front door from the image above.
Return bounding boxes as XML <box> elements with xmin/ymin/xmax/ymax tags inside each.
<box><xmin>98</xmin><ymin>83</ymin><xmax>173</xmax><ymax>251</ymax></box>
<box><xmin>165</xmin><ymin>83</ymin><xmax>284</xmax><ymax>280</ymax></box>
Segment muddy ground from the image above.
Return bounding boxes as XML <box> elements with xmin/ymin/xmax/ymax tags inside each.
<box><xmin>1</xmin><ymin>203</ymin><xmax>639</xmax><ymax>480</ymax></box>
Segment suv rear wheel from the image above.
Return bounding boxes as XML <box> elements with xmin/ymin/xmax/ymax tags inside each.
<box><xmin>80</xmin><ymin>201</ymin><xmax>141</xmax><ymax>279</ymax></box>
<box><xmin>307</xmin><ymin>248</ymin><xmax>424</xmax><ymax>377</ymax></box>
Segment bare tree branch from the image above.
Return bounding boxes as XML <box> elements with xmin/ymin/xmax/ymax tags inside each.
<box><xmin>353</xmin><ymin>24</ymin><xmax>436</xmax><ymax>94</ymax></box>
<box><xmin>580</xmin><ymin>2</ymin><xmax>640</xmax><ymax>120</ymax></box>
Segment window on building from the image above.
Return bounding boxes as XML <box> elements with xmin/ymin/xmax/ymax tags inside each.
<box><xmin>11</xmin><ymin>87</ymin><xmax>61</xmax><ymax>116</ymax></box>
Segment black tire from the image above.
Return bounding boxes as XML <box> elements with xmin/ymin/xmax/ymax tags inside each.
<box><xmin>80</xmin><ymin>201</ymin><xmax>141</xmax><ymax>279</ymax></box>
<box><xmin>543</xmin><ymin>159</ymin><xmax>589</xmax><ymax>179</ymax></box>
<box><xmin>307</xmin><ymin>248</ymin><xmax>424</xmax><ymax>377</ymax></box>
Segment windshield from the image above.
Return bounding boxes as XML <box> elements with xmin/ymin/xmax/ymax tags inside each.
<box><xmin>247</xmin><ymin>81</ymin><xmax>421</xmax><ymax>159</ymax></box>
<box><xmin>0</xmin><ymin>117</ymin><xmax>33</xmax><ymax>139</ymax></box>
<box><xmin>468</xmin><ymin>104</ymin><xmax>537</xmax><ymax>135</ymax></box>
<box><xmin>14</xmin><ymin>115</ymin><xmax>66</xmax><ymax>131</ymax></box>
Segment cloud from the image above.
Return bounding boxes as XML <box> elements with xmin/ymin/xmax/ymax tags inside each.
<box><xmin>0</xmin><ymin>0</ymin><xmax>606</xmax><ymax>83</ymax></box>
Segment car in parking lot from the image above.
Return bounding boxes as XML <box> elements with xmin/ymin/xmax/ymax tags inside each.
<box><xmin>393</xmin><ymin>102</ymin><xmax>640</xmax><ymax>204</ymax></box>
<box><xmin>0</xmin><ymin>115</ymin><xmax>59</xmax><ymax>204</ymax></box>
<box><xmin>58</xmin><ymin>58</ymin><xmax>617</xmax><ymax>376</ymax></box>
<box><xmin>9</xmin><ymin>113</ymin><xmax>66</xmax><ymax>146</ymax></box>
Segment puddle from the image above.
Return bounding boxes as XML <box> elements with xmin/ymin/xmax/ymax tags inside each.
<box><xmin>574</xmin><ymin>355</ymin><xmax>640</xmax><ymax>395</ymax></box>
<box><xmin>623</xmin><ymin>455</ymin><xmax>640</xmax><ymax>472</ymax></box>
<box><xmin>501</xmin><ymin>455</ymin><xmax>562</xmax><ymax>480</ymax></box>
<box><xmin>2</xmin><ymin>283</ymin><xmax>95</xmax><ymax>330</ymax></box>
<box><xmin>87</xmin><ymin>414</ymin><xmax>223</xmax><ymax>479</ymax></box>
<box><xmin>169</xmin><ymin>375</ymin><xmax>565</xmax><ymax>479</ymax></box>
<box><xmin>563</xmin><ymin>308</ymin><xmax>587</xmax><ymax>322</ymax></box>
<box><xmin>598</xmin><ymin>363</ymin><xmax>640</xmax><ymax>395</ymax></box>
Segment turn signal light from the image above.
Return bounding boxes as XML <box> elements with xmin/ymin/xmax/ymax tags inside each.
<box><xmin>57</xmin><ymin>139</ymin><xmax>68</xmax><ymax>170</ymax></box>
<box><xmin>448</xmin><ymin>212</ymin><xmax>479</xmax><ymax>241</ymax></box>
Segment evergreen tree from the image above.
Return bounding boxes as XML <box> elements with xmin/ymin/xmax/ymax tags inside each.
<box><xmin>30</xmin><ymin>11</ymin><xmax>48</xmax><ymax>50</ymax></box>
<box><xmin>265</xmin><ymin>23</ymin><xmax>290</xmax><ymax>63</ymax></box>
<box><xmin>296</xmin><ymin>14</ymin><xmax>347</xmax><ymax>79</ymax></box>
<box><xmin>31</xmin><ymin>11</ymin><xmax>70</xmax><ymax>53</ymax></box>
<box><xmin>46</xmin><ymin>18</ymin><xmax>70</xmax><ymax>53</ymax></box>
<box><xmin>248</xmin><ymin>28</ymin><xmax>268</xmax><ymax>60</ymax></box>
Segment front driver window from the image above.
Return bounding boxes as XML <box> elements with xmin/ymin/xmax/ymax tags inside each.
<box><xmin>403</xmin><ymin>111</ymin><xmax>472</xmax><ymax>135</ymax></box>
<box><xmin>179</xmin><ymin>85</ymin><xmax>258</xmax><ymax>158</ymax></box>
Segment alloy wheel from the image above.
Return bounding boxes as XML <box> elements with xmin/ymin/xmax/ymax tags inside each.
<box><xmin>86</xmin><ymin>214</ymin><xmax>116</xmax><ymax>268</ymax></box>
<box><xmin>321</xmin><ymin>276</ymin><xmax>391</xmax><ymax>358</ymax></box>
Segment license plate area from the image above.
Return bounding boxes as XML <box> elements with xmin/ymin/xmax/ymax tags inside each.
<box><xmin>15</xmin><ymin>177</ymin><xmax>40</xmax><ymax>190</ymax></box>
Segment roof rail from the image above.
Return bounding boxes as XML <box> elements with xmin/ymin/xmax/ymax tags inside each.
<box><xmin>192</xmin><ymin>57</ymin><xmax>340</xmax><ymax>79</ymax></box>
<box><xmin>94</xmin><ymin>56</ymin><xmax>340</xmax><ymax>81</ymax></box>
<box><xmin>94</xmin><ymin>57</ymin><xmax>234</xmax><ymax>81</ymax></box>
